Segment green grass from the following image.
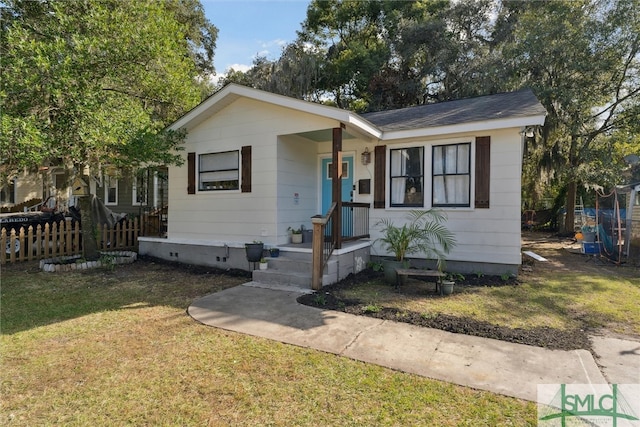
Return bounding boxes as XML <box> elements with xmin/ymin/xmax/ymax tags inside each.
<box><xmin>336</xmin><ymin>269</ymin><xmax>640</xmax><ymax>335</ymax></box>
<box><xmin>1</xmin><ymin>260</ymin><xmax>536</xmax><ymax>426</ymax></box>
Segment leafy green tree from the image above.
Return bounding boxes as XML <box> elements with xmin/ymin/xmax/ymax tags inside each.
<box><xmin>1</xmin><ymin>0</ymin><xmax>217</xmax><ymax>257</ymax></box>
<box><xmin>503</xmin><ymin>0</ymin><xmax>640</xmax><ymax>232</ymax></box>
<box><xmin>285</xmin><ymin>0</ymin><xmax>508</xmax><ymax>111</ymax></box>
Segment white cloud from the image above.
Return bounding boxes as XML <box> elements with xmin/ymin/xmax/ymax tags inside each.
<box><xmin>226</xmin><ymin>63</ymin><xmax>252</xmax><ymax>73</ymax></box>
<box><xmin>260</xmin><ymin>38</ymin><xmax>287</xmax><ymax>48</ymax></box>
<box><xmin>206</xmin><ymin>63</ymin><xmax>253</xmax><ymax>86</ymax></box>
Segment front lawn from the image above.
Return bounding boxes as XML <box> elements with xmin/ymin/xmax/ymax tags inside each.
<box><xmin>299</xmin><ymin>235</ymin><xmax>640</xmax><ymax>350</ymax></box>
<box><xmin>1</xmin><ymin>259</ymin><xmax>536</xmax><ymax>426</ymax></box>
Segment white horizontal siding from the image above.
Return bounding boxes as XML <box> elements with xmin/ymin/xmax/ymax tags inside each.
<box><xmin>369</xmin><ymin>128</ymin><xmax>523</xmax><ymax>267</ymax></box>
<box><xmin>169</xmin><ymin>97</ymin><xmax>338</xmax><ymax>245</ymax></box>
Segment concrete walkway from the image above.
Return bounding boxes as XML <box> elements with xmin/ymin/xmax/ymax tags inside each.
<box><xmin>188</xmin><ymin>282</ymin><xmax>640</xmax><ymax>402</ymax></box>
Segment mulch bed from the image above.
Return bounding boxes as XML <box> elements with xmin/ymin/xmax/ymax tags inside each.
<box><xmin>297</xmin><ymin>268</ymin><xmax>592</xmax><ymax>351</ymax></box>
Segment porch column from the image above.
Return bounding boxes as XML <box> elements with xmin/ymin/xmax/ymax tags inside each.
<box><xmin>332</xmin><ymin>125</ymin><xmax>343</xmax><ymax>249</ymax></box>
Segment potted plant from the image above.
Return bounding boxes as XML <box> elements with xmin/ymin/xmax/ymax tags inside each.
<box><xmin>440</xmin><ymin>272</ymin><xmax>463</xmax><ymax>296</ymax></box>
<box><xmin>269</xmin><ymin>247</ymin><xmax>280</xmax><ymax>257</ymax></box>
<box><xmin>245</xmin><ymin>240</ymin><xmax>264</xmax><ymax>262</ymax></box>
<box><xmin>375</xmin><ymin>209</ymin><xmax>456</xmax><ymax>285</ymax></box>
<box><xmin>288</xmin><ymin>226</ymin><xmax>303</xmax><ymax>244</ymax></box>
<box><xmin>259</xmin><ymin>258</ymin><xmax>268</xmax><ymax>270</ymax></box>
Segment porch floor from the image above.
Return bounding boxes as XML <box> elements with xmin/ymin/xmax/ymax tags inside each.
<box><xmin>277</xmin><ymin>239</ymin><xmax>371</xmax><ymax>255</ymax></box>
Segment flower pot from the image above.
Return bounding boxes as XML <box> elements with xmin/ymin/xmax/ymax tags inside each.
<box><xmin>382</xmin><ymin>259</ymin><xmax>406</xmax><ymax>285</ymax></box>
<box><xmin>291</xmin><ymin>233</ymin><xmax>302</xmax><ymax>244</ymax></box>
<box><xmin>269</xmin><ymin>248</ymin><xmax>280</xmax><ymax>258</ymax></box>
<box><xmin>440</xmin><ymin>280</ymin><xmax>454</xmax><ymax>296</ymax></box>
<box><xmin>259</xmin><ymin>262</ymin><xmax>268</xmax><ymax>270</ymax></box>
<box><xmin>245</xmin><ymin>243</ymin><xmax>264</xmax><ymax>262</ymax></box>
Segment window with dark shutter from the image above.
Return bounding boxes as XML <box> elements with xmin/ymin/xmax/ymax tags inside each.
<box><xmin>432</xmin><ymin>143</ymin><xmax>471</xmax><ymax>207</ymax></box>
<box><xmin>241</xmin><ymin>145</ymin><xmax>252</xmax><ymax>193</ymax></box>
<box><xmin>474</xmin><ymin>136</ymin><xmax>490</xmax><ymax>209</ymax></box>
<box><xmin>187</xmin><ymin>152</ymin><xmax>196</xmax><ymax>194</ymax></box>
<box><xmin>199</xmin><ymin>151</ymin><xmax>239</xmax><ymax>191</ymax></box>
<box><xmin>374</xmin><ymin>145</ymin><xmax>386</xmax><ymax>209</ymax></box>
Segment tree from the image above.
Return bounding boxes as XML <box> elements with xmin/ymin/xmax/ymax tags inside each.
<box><xmin>290</xmin><ymin>0</ymin><xmax>508</xmax><ymax>111</ymax></box>
<box><xmin>502</xmin><ymin>0</ymin><xmax>640</xmax><ymax>232</ymax></box>
<box><xmin>1</xmin><ymin>0</ymin><xmax>217</xmax><ymax>257</ymax></box>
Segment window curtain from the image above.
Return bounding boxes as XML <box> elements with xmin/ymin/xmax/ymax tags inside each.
<box><xmin>390</xmin><ymin>150</ymin><xmax>406</xmax><ymax>205</ymax></box>
<box><xmin>433</xmin><ymin>144</ymin><xmax>470</xmax><ymax>205</ymax></box>
<box><xmin>433</xmin><ymin>148</ymin><xmax>446</xmax><ymax>204</ymax></box>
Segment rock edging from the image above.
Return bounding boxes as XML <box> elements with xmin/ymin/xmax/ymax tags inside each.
<box><xmin>40</xmin><ymin>251</ymin><xmax>137</xmax><ymax>272</ymax></box>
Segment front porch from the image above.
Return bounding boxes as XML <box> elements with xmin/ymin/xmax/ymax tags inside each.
<box><xmin>252</xmin><ymin>239</ymin><xmax>371</xmax><ymax>290</ymax></box>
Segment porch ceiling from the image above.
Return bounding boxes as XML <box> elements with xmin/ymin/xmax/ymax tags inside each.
<box><xmin>296</xmin><ymin>129</ymin><xmax>358</xmax><ymax>143</ymax></box>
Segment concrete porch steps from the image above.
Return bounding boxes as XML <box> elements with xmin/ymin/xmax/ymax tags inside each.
<box><xmin>251</xmin><ymin>255</ymin><xmax>337</xmax><ymax>289</ymax></box>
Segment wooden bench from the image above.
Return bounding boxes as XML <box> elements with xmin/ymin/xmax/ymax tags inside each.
<box><xmin>395</xmin><ymin>268</ymin><xmax>445</xmax><ymax>292</ymax></box>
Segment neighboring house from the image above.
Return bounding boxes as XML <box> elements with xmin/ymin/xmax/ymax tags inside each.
<box><xmin>1</xmin><ymin>166</ymin><xmax>168</xmax><ymax>231</ymax></box>
<box><xmin>139</xmin><ymin>84</ymin><xmax>546</xmax><ymax>286</ymax></box>
<box><xmin>96</xmin><ymin>167</ymin><xmax>169</xmax><ymax>218</ymax></box>
<box><xmin>0</xmin><ymin>168</ymin><xmax>66</xmax><ymax>212</ymax></box>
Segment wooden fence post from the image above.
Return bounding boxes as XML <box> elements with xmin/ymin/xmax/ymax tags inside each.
<box><xmin>43</xmin><ymin>223</ymin><xmax>50</xmax><ymax>259</ymax></box>
<box><xmin>36</xmin><ymin>225</ymin><xmax>42</xmax><ymax>259</ymax></box>
<box><xmin>18</xmin><ymin>227</ymin><xmax>25</xmax><ymax>261</ymax></box>
<box><xmin>65</xmin><ymin>219</ymin><xmax>72</xmax><ymax>256</ymax></box>
<box><xmin>27</xmin><ymin>226</ymin><xmax>34</xmax><ymax>261</ymax></box>
<box><xmin>57</xmin><ymin>220</ymin><xmax>65</xmax><ymax>257</ymax></box>
<box><xmin>73</xmin><ymin>222</ymin><xmax>80</xmax><ymax>254</ymax></box>
<box><xmin>1</xmin><ymin>228</ymin><xmax>6</xmax><ymax>265</ymax></box>
<box><xmin>52</xmin><ymin>222</ymin><xmax>59</xmax><ymax>258</ymax></box>
<box><xmin>133</xmin><ymin>217</ymin><xmax>139</xmax><ymax>249</ymax></box>
<box><xmin>9</xmin><ymin>229</ymin><xmax>16</xmax><ymax>264</ymax></box>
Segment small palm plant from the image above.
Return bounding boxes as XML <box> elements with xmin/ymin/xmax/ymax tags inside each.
<box><xmin>375</xmin><ymin>209</ymin><xmax>456</xmax><ymax>271</ymax></box>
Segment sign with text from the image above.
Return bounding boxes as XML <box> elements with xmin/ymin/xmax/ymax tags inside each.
<box><xmin>538</xmin><ymin>384</ymin><xmax>640</xmax><ymax>426</ymax></box>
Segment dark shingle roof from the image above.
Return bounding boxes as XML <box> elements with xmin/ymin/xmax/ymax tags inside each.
<box><xmin>361</xmin><ymin>89</ymin><xmax>546</xmax><ymax>131</ymax></box>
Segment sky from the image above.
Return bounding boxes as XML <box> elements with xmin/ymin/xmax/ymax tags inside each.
<box><xmin>201</xmin><ymin>0</ymin><xmax>311</xmax><ymax>80</ymax></box>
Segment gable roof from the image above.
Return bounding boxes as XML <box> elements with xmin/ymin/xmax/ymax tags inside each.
<box><xmin>169</xmin><ymin>84</ymin><xmax>546</xmax><ymax>140</ymax></box>
<box><xmin>169</xmin><ymin>83</ymin><xmax>380</xmax><ymax>138</ymax></box>
<box><xmin>361</xmin><ymin>89</ymin><xmax>546</xmax><ymax>131</ymax></box>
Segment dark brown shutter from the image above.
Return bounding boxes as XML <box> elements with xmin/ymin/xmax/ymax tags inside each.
<box><xmin>241</xmin><ymin>145</ymin><xmax>252</xmax><ymax>193</ymax></box>
<box><xmin>373</xmin><ymin>145</ymin><xmax>386</xmax><ymax>209</ymax></box>
<box><xmin>474</xmin><ymin>136</ymin><xmax>490</xmax><ymax>208</ymax></box>
<box><xmin>187</xmin><ymin>152</ymin><xmax>196</xmax><ymax>194</ymax></box>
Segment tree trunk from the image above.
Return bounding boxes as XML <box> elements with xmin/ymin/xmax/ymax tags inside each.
<box><xmin>563</xmin><ymin>181</ymin><xmax>577</xmax><ymax>235</ymax></box>
<box><xmin>78</xmin><ymin>195</ymin><xmax>100</xmax><ymax>260</ymax></box>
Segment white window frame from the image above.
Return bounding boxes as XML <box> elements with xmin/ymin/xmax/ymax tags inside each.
<box><xmin>198</xmin><ymin>150</ymin><xmax>239</xmax><ymax>191</ymax></box>
<box><xmin>389</xmin><ymin>146</ymin><xmax>425</xmax><ymax>208</ymax></box>
<box><xmin>432</xmin><ymin>142</ymin><xmax>471</xmax><ymax>208</ymax></box>
<box><xmin>132</xmin><ymin>172</ymin><xmax>148</xmax><ymax>206</ymax></box>
<box><xmin>104</xmin><ymin>175</ymin><xmax>118</xmax><ymax>206</ymax></box>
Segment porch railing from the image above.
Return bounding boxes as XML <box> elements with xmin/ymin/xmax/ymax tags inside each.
<box><xmin>311</xmin><ymin>202</ymin><xmax>370</xmax><ymax>290</ymax></box>
<box><xmin>342</xmin><ymin>202</ymin><xmax>370</xmax><ymax>242</ymax></box>
<box><xmin>311</xmin><ymin>203</ymin><xmax>336</xmax><ymax>291</ymax></box>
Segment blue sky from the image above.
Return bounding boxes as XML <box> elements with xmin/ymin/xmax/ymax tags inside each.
<box><xmin>201</xmin><ymin>0</ymin><xmax>311</xmax><ymax>79</ymax></box>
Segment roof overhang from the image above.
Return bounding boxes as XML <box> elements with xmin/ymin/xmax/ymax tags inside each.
<box><xmin>168</xmin><ymin>84</ymin><xmax>546</xmax><ymax>143</ymax></box>
<box><xmin>616</xmin><ymin>182</ymin><xmax>640</xmax><ymax>193</ymax></box>
<box><xmin>169</xmin><ymin>83</ymin><xmax>382</xmax><ymax>140</ymax></box>
<box><xmin>380</xmin><ymin>114</ymin><xmax>547</xmax><ymax>141</ymax></box>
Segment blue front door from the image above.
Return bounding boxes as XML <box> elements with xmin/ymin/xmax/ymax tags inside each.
<box><xmin>321</xmin><ymin>156</ymin><xmax>354</xmax><ymax>236</ymax></box>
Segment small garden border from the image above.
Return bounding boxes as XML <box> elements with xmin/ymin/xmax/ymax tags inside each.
<box><xmin>40</xmin><ymin>251</ymin><xmax>137</xmax><ymax>272</ymax></box>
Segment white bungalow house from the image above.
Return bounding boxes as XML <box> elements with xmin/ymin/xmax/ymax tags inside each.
<box><xmin>139</xmin><ymin>84</ymin><xmax>546</xmax><ymax>289</ymax></box>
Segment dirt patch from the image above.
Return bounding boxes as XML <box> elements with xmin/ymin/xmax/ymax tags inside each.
<box><xmin>298</xmin><ymin>231</ymin><xmax>637</xmax><ymax>351</ymax></box>
<box><xmin>297</xmin><ymin>271</ymin><xmax>591</xmax><ymax>351</ymax></box>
